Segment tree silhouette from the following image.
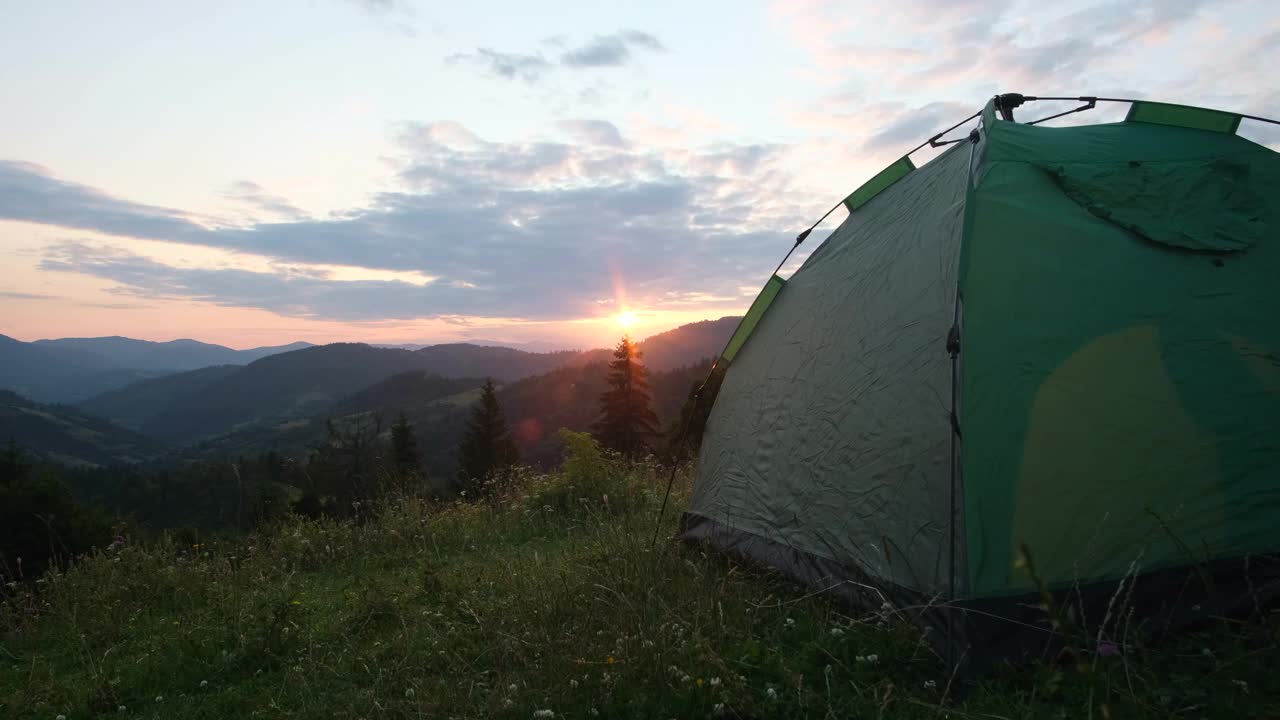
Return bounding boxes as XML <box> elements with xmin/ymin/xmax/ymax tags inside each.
<box><xmin>666</xmin><ymin>363</ymin><xmax>726</xmax><ymax>462</ymax></box>
<box><xmin>456</xmin><ymin>379</ymin><xmax>518</xmax><ymax>496</ymax></box>
<box><xmin>390</xmin><ymin>413</ymin><xmax>420</xmax><ymax>477</ymax></box>
<box><xmin>593</xmin><ymin>335</ymin><xmax>660</xmax><ymax>458</ymax></box>
<box><xmin>306</xmin><ymin>414</ymin><xmax>383</xmax><ymax>516</ymax></box>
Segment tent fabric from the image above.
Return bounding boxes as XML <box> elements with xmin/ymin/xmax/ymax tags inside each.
<box><xmin>685</xmin><ymin>97</ymin><xmax>1280</xmax><ymax>674</ymax></box>
<box><xmin>960</xmin><ymin>116</ymin><xmax>1280</xmax><ymax>596</ymax></box>
<box><xmin>689</xmin><ymin>142</ymin><xmax>972</xmax><ymax>594</ymax></box>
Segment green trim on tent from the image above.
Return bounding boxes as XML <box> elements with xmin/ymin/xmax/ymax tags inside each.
<box><xmin>721</xmin><ymin>274</ymin><xmax>785</xmax><ymax>362</ymax></box>
<box><xmin>842</xmin><ymin>156</ymin><xmax>916</xmax><ymax>212</ymax></box>
<box><xmin>1126</xmin><ymin>101</ymin><xmax>1242</xmax><ymax>134</ymax></box>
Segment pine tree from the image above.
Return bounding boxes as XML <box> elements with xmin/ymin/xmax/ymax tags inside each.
<box><xmin>456</xmin><ymin>379</ymin><xmax>518</xmax><ymax>496</ymax></box>
<box><xmin>390</xmin><ymin>413</ymin><xmax>420</xmax><ymax>476</ymax></box>
<box><xmin>592</xmin><ymin>335</ymin><xmax>660</xmax><ymax>458</ymax></box>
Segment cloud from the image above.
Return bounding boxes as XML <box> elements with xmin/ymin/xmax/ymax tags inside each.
<box><xmin>559</xmin><ymin>30</ymin><xmax>664</xmax><ymax>68</ymax></box>
<box><xmin>0</xmin><ymin>160</ymin><xmax>204</xmax><ymax>240</ymax></box>
<box><xmin>13</xmin><ymin>125</ymin><xmax>816</xmax><ymax>323</ymax></box>
<box><xmin>447</xmin><ymin>48</ymin><xmax>552</xmax><ymax>83</ymax></box>
<box><xmin>222</xmin><ymin>181</ymin><xmax>307</xmax><ymax>220</ymax></box>
<box><xmin>558</xmin><ymin>119</ymin><xmax>626</xmax><ymax>148</ymax></box>
<box><xmin>0</xmin><ymin>290</ymin><xmax>57</xmax><ymax>300</ymax></box>
<box><xmin>451</xmin><ymin>30</ymin><xmax>663</xmax><ymax>82</ymax></box>
<box><xmin>344</xmin><ymin>0</ymin><xmax>404</xmax><ymax>13</ymax></box>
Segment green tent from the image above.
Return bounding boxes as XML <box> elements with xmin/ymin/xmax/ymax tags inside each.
<box><xmin>682</xmin><ymin>95</ymin><xmax>1280</xmax><ymax>675</ymax></box>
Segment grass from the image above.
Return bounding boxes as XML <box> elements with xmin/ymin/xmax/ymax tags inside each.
<box><xmin>3</xmin><ymin>432</ymin><xmax>1278</xmax><ymax>719</ymax></box>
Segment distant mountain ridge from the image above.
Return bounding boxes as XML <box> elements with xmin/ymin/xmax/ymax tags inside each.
<box><xmin>0</xmin><ymin>333</ymin><xmax>314</xmax><ymax>403</ymax></box>
<box><xmin>74</xmin><ymin>317</ymin><xmax>741</xmax><ymax>448</ymax></box>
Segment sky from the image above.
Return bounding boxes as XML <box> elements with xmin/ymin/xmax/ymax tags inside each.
<box><xmin>2</xmin><ymin>0</ymin><xmax>1278</xmax><ymax>350</ymax></box>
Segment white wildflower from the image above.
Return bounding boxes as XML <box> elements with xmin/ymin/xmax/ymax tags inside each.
<box><xmin>569</xmin><ymin>679</ymin><xmax>579</xmax><ymax>689</ymax></box>
<box><xmin>867</xmin><ymin>654</ymin><xmax>879</xmax><ymax>663</ymax></box>
<box><xmin>785</xmin><ymin>617</ymin><xmax>796</xmax><ymax>627</ymax></box>
<box><xmin>503</xmin><ymin>698</ymin><xmax>515</xmax><ymax>708</ymax></box>
<box><xmin>533</xmin><ymin>710</ymin><xmax>555</xmax><ymax>719</ymax></box>
<box><xmin>155</xmin><ymin>696</ymin><xmax>163</xmax><ymax>703</ymax></box>
<box><xmin>681</xmin><ymin>674</ymin><xmax>691</xmax><ymax>683</ymax></box>
<box><xmin>766</xmin><ymin>687</ymin><xmax>778</xmax><ymax>700</ymax></box>
<box><xmin>117</xmin><ymin>707</ymin><xmax>126</xmax><ymax>713</ymax></box>
<box><xmin>57</xmin><ymin>715</ymin><xmax>67</xmax><ymax>720</ymax></box>
<box><xmin>924</xmin><ymin>680</ymin><xmax>937</xmax><ymax>690</ymax></box>
<box><xmin>508</xmin><ymin>683</ymin><xmax>519</xmax><ymax>692</ymax></box>
<box><xmin>200</xmin><ymin>679</ymin><xmax>209</xmax><ymax>689</ymax></box>
<box><xmin>709</xmin><ymin>677</ymin><xmax>721</xmax><ymax>687</ymax></box>
<box><xmin>830</xmin><ymin>627</ymin><xmax>845</xmax><ymax>637</ymax></box>
<box><xmin>405</xmin><ymin>688</ymin><xmax>415</xmax><ymax>698</ymax></box>
<box><xmin>713</xmin><ymin>703</ymin><xmax>725</xmax><ymax>716</ymax></box>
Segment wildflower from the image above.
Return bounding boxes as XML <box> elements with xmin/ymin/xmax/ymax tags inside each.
<box><xmin>667</xmin><ymin>665</ymin><xmax>680</xmax><ymax>676</ymax></box>
<box><xmin>696</xmin><ymin>678</ymin><xmax>704</xmax><ymax>687</ymax></box>
<box><xmin>155</xmin><ymin>696</ymin><xmax>164</xmax><ymax>703</ymax></box>
<box><xmin>766</xmin><ymin>687</ymin><xmax>778</xmax><ymax>700</ymax></box>
<box><xmin>291</xmin><ymin>600</ymin><xmax>301</xmax><ymax>606</ymax></box>
<box><xmin>118</xmin><ymin>706</ymin><xmax>126</xmax><ymax>713</ymax></box>
<box><xmin>709</xmin><ymin>677</ymin><xmax>721</xmax><ymax>687</ymax></box>
<box><xmin>924</xmin><ymin>680</ymin><xmax>937</xmax><ymax>690</ymax></box>
<box><xmin>606</xmin><ymin>655</ymin><xmax>615</xmax><ymax>664</ymax></box>
<box><xmin>569</xmin><ymin>679</ymin><xmax>579</xmax><ymax>689</ymax></box>
<box><xmin>57</xmin><ymin>715</ymin><xmax>67</xmax><ymax>720</ymax></box>
<box><xmin>1096</xmin><ymin>640</ymin><xmax>1121</xmax><ymax>657</ymax></box>
<box><xmin>681</xmin><ymin>675</ymin><xmax>691</xmax><ymax>683</ymax></box>
<box><xmin>503</xmin><ymin>699</ymin><xmax>515</xmax><ymax>708</ymax></box>
<box><xmin>830</xmin><ymin>628</ymin><xmax>845</xmax><ymax>637</ymax></box>
<box><xmin>533</xmin><ymin>710</ymin><xmax>555</xmax><ymax>719</ymax></box>
<box><xmin>405</xmin><ymin>688</ymin><xmax>415</xmax><ymax>698</ymax></box>
<box><xmin>785</xmin><ymin>617</ymin><xmax>796</xmax><ymax>627</ymax></box>
<box><xmin>713</xmin><ymin>703</ymin><xmax>725</xmax><ymax>716</ymax></box>
<box><xmin>200</xmin><ymin>679</ymin><xmax>209</xmax><ymax>689</ymax></box>
<box><xmin>867</xmin><ymin>654</ymin><xmax>879</xmax><ymax>663</ymax></box>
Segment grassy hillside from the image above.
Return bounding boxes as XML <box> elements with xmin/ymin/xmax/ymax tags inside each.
<box><xmin>3</xmin><ymin>441</ymin><xmax>1276</xmax><ymax>719</ymax></box>
<box><xmin>178</xmin><ymin>359</ymin><xmax>712</xmax><ymax>480</ymax></box>
<box><xmin>0</xmin><ymin>390</ymin><xmax>168</xmax><ymax>466</ymax></box>
<box><xmin>79</xmin><ymin>365</ymin><xmax>242</xmax><ymax>431</ymax></box>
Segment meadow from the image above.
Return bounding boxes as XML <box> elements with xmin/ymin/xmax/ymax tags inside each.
<box><xmin>3</xmin><ymin>432</ymin><xmax>1277</xmax><ymax>719</ymax></box>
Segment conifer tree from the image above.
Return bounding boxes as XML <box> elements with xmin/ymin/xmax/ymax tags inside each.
<box><xmin>390</xmin><ymin>413</ymin><xmax>420</xmax><ymax>476</ymax></box>
<box><xmin>593</xmin><ymin>335</ymin><xmax>660</xmax><ymax>458</ymax></box>
<box><xmin>456</xmin><ymin>379</ymin><xmax>518</xmax><ymax>495</ymax></box>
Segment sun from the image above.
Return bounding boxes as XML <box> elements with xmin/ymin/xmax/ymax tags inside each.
<box><xmin>614</xmin><ymin>311</ymin><xmax>638</xmax><ymax>330</ymax></box>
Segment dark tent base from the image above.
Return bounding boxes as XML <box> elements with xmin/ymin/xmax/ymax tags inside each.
<box><xmin>681</xmin><ymin>512</ymin><xmax>1280</xmax><ymax>683</ymax></box>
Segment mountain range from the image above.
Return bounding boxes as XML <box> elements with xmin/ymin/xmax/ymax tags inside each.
<box><xmin>0</xmin><ymin>334</ymin><xmax>313</xmax><ymax>403</ymax></box>
<box><xmin>1</xmin><ymin>317</ymin><xmax>741</xmax><ymax>467</ymax></box>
